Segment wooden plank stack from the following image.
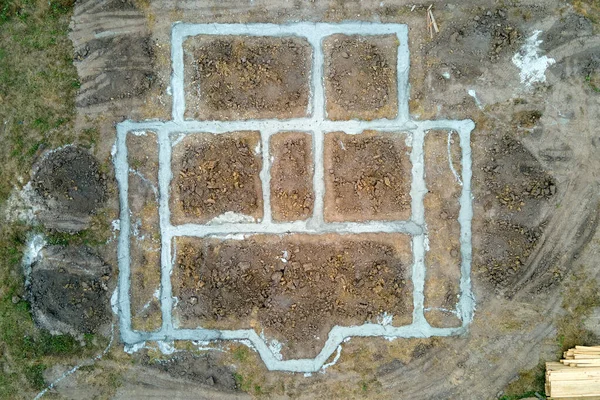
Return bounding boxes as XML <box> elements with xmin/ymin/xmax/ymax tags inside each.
<box><xmin>546</xmin><ymin>346</ymin><xmax>600</xmax><ymax>399</ymax></box>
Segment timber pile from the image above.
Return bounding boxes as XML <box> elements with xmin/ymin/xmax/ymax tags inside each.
<box><xmin>546</xmin><ymin>346</ymin><xmax>600</xmax><ymax>399</ymax></box>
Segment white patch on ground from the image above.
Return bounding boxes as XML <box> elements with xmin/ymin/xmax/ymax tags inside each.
<box><xmin>447</xmin><ymin>131</ymin><xmax>463</xmax><ymax>186</ymax></box>
<box><xmin>260</xmin><ymin>332</ymin><xmax>284</xmax><ymax>361</ymax></box>
<box><xmin>280</xmin><ymin>250</ymin><xmax>289</xmax><ymax>263</ymax></box>
<box><xmin>111</xmin><ymin>288</ymin><xmax>119</xmax><ymax>315</ymax></box>
<box><xmin>22</xmin><ymin>233</ymin><xmax>46</xmax><ymax>289</ymax></box>
<box><xmin>467</xmin><ymin>89</ymin><xmax>483</xmax><ymax>110</ymax></box>
<box><xmin>254</xmin><ymin>141</ymin><xmax>261</xmax><ymax>154</ymax></box>
<box><xmin>111</xmin><ymin>219</ymin><xmax>120</xmax><ymax>231</ymax></box>
<box><xmin>207</xmin><ymin>211</ymin><xmax>255</xmax><ymax>225</ymax></box>
<box><xmin>22</xmin><ymin>233</ymin><xmax>46</xmax><ymax>269</ymax></box>
<box><xmin>320</xmin><ymin>345</ymin><xmax>342</xmax><ymax>372</ymax></box>
<box><xmin>377</xmin><ymin>312</ymin><xmax>394</xmax><ymax>326</ymax></box>
<box><xmin>124</xmin><ymin>341</ymin><xmax>146</xmax><ymax>354</ymax></box>
<box><xmin>512</xmin><ymin>30</ymin><xmax>555</xmax><ymax>88</ymax></box>
<box><xmin>5</xmin><ymin>182</ymin><xmax>44</xmax><ymax>224</ymax></box>
<box><xmin>157</xmin><ymin>341</ymin><xmax>176</xmax><ymax>354</ymax></box>
<box><xmin>131</xmin><ymin>130</ymin><xmax>148</xmax><ymax>136</ymax></box>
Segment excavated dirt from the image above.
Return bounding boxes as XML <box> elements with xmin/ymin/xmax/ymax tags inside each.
<box><xmin>423</xmin><ymin>130</ymin><xmax>463</xmax><ymax>328</ymax></box>
<box><xmin>184</xmin><ymin>36</ymin><xmax>311</xmax><ymax>120</ymax></box>
<box><xmin>29</xmin><ymin>245</ymin><xmax>112</xmax><ymax>335</ymax></box>
<box><xmin>32</xmin><ymin>146</ymin><xmax>107</xmax><ymax>232</ymax></box>
<box><xmin>474</xmin><ymin>133</ymin><xmax>556</xmax><ymax>291</ymax></box>
<box><xmin>146</xmin><ymin>353</ymin><xmax>239</xmax><ymax>391</ymax></box>
<box><xmin>172</xmin><ymin>234</ymin><xmax>413</xmax><ymax>359</ymax></box>
<box><xmin>269</xmin><ymin>132</ymin><xmax>314</xmax><ymax>221</ymax></box>
<box><xmin>127</xmin><ymin>131</ymin><xmax>162</xmax><ymax>331</ymax></box>
<box><xmin>324</xmin><ymin>34</ymin><xmax>398</xmax><ymax>120</ymax></box>
<box><xmin>324</xmin><ymin>131</ymin><xmax>411</xmax><ymax>222</ymax></box>
<box><xmin>171</xmin><ymin>131</ymin><xmax>263</xmax><ymax>224</ymax></box>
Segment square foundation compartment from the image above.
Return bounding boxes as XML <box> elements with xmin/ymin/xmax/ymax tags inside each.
<box><xmin>170</xmin><ymin>131</ymin><xmax>263</xmax><ymax>225</ymax></box>
<box><xmin>323</xmin><ymin>34</ymin><xmax>399</xmax><ymax>121</ymax></box>
<box><xmin>324</xmin><ymin>131</ymin><xmax>412</xmax><ymax>222</ymax></box>
<box><xmin>183</xmin><ymin>35</ymin><xmax>312</xmax><ymax>120</ymax></box>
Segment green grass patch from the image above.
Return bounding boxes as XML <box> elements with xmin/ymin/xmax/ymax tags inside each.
<box><xmin>0</xmin><ymin>0</ymin><xmax>79</xmax><ymax>203</ymax></box>
<box><xmin>498</xmin><ymin>361</ymin><xmax>546</xmax><ymax>400</ymax></box>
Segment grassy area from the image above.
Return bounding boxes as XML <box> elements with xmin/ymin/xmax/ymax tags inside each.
<box><xmin>0</xmin><ymin>0</ymin><xmax>80</xmax><ymax>203</ymax></box>
<box><xmin>0</xmin><ymin>224</ymin><xmax>105</xmax><ymax>397</ymax></box>
<box><xmin>0</xmin><ymin>1</ymin><xmax>109</xmax><ymax>397</ymax></box>
<box><xmin>573</xmin><ymin>0</ymin><xmax>600</xmax><ymax>30</ymax></box>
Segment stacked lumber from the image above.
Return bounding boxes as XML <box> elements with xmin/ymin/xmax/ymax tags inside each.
<box><xmin>546</xmin><ymin>346</ymin><xmax>600</xmax><ymax>399</ymax></box>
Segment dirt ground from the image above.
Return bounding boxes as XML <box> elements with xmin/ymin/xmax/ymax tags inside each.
<box><xmin>170</xmin><ymin>131</ymin><xmax>263</xmax><ymax>224</ymax></box>
<box><xmin>184</xmin><ymin>36</ymin><xmax>311</xmax><ymax>120</ymax></box>
<box><xmin>324</xmin><ymin>35</ymin><xmax>399</xmax><ymax>120</ymax></box>
<box><xmin>32</xmin><ymin>145</ymin><xmax>107</xmax><ymax>232</ymax></box>
<box><xmin>127</xmin><ymin>131</ymin><xmax>162</xmax><ymax>331</ymax></box>
<box><xmin>324</xmin><ymin>131</ymin><xmax>412</xmax><ymax>222</ymax></box>
<box><xmin>269</xmin><ymin>132</ymin><xmax>314</xmax><ymax>221</ymax></box>
<box><xmin>10</xmin><ymin>0</ymin><xmax>600</xmax><ymax>399</ymax></box>
<box><xmin>172</xmin><ymin>234</ymin><xmax>412</xmax><ymax>359</ymax></box>
<box><xmin>423</xmin><ymin>130</ymin><xmax>463</xmax><ymax>328</ymax></box>
<box><xmin>30</xmin><ymin>245</ymin><xmax>112</xmax><ymax>335</ymax></box>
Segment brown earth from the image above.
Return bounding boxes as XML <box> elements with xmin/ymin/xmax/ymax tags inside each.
<box><xmin>324</xmin><ymin>34</ymin><xmax>398</xmax><ymax>120</ymax></box>
<box><xmin>324</xmin><ymin>131</ymin><xmax>411</xmax><ymax>222</ymax></box>
<box><xmin>27</xmin><ymin>0</ymin><xmax>600</xmax><ymax>399</ymax></box>
<box><xmin>423</xmin><ymin>130</ymin><xmax>463</xmax><ymax>328</ymax></box>
<box><xmin>170</xmin><ymin>131</ymin><xmax>263</xmax><ymax>224</ymax></box>
<box><xmin>127</xmin><ymin>131</ymin><xmax>162</xmax><ymax>331</ymax></box>
<box><xmin>269</xmin><ymin>132</ymin><xmax>314</xmax><ymax>221</ymax></box>
<box><xmin>32</xmin><ymin>145</ymin><xmax>107</xmax><ymax>232</ymax></box>
<box><xmin>473</xmin><ymin>132</ymin><xmax>556</xmax><ymax>291</ymax></box>
<box><xmin>184</xmin><ymin>36</ymin><xmax>311</xmax><ymax>120</ymax></box>
<box><xmin>172</xmin><ymin>234</ymin><xmax>413</xmax><ymax>359</ymax></box>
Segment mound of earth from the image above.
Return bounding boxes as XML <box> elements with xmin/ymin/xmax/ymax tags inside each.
<box><xmin>29</xmin><ymin>245</ymin><xmax>112</xmax><ymax>335</ymax></box>
<box><xmin>147</xmin><ymin>353</ymin><xmax>238</xmax><ymax>391</ymax></box>
<box><xmin>32</xmin><ymin>146</ymin><xmax>107</xmax><ymax>232</ymax></box>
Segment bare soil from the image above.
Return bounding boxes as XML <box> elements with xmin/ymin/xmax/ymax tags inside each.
<box><xmin>32</xmin><ymin>146</ymin><xmax>107</xmax><ymax>232</ymax></box>
<box><xmin>423</xmin><ymin>130</ymin><xmax>463</xmax><ymax>328</ymax></box>
<box><xmin>147</xmin><ymin>353</ymin><xmax>239</xmax><ymax>391</ymax></box>
<box><xmin>324</xmin><ymin>131</ymin><xmax>411</xmax><ymax>222</ymax></box>
<box><xmin>171</xmin><ymin>131</ymin><xmax>263</xmax><ymax>224</ymax></box>
<box><xmin>127</xmin><ymin>131</ymin><xmax>162</xmax><ymax>331</ymax></box>
<box><xmin>474</xmin><ymin>133</ymin><xmax>555</xmax><ymax>290</ymax></box>
<box><xmin>324</xmin><ymin>34</ymin><xmax>398</xmax><ymax>120</ymax></box>
<box><xmin>29</xmin><ymin>245</ymin><xmax>112</xmax><ymax>335</ymax></box>
<box><xmin>172</xmin><ymin>234</ymin><xmax>412</xmax><ymax>359</ymax></box>
<box><xmin>184</xmin><ymin>36</ymin><xmax>311</xmax><ymax>120</ymax></box>
<box><xmin>269</xmin><ymin>132</ymin><xmax>314</xmax><ymax>221</ymax></box>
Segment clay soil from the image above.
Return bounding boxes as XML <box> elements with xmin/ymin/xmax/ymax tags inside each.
<box><xmin>269</xmin><ymin>132</ymin><xmax>314</xmax><ymax>221</ymax></box>
<box><xmin>170</xmin><ymin>131</ymin><xmax>263</xmax><ymax>224</ymax></box>
<box><xmin>172</xmin><ymin>234</ymin><xmax>413</xmax><ymax>359</ymax></box>
<box><xmin>324</xmin><ymin>131</ymin><xmax>411</xmax><ymax>222</ymax></box>
<box><xmin>184</xmin><ymin>35</ymin><xmax>311</xmax><ymax>120</ymax></box>
<box><xmin>423</xmin><ymin>130</ymin><xmax>463</xmax><ymax>328</ymax></box>
<box><xmin>324</xmin><ymin>34</ymin><xmax>398</xmax><ymax>120</ymax></box>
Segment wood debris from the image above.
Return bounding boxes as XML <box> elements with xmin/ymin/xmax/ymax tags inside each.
<box><xmin>426</xmin><ymin>5</ymin><xmax>439</xmax><ymax>39</ymax></box>
<box><xmin>546</xmin><ymin>346</ymin><xmax>600</xmax><ymax>399</ymax></box>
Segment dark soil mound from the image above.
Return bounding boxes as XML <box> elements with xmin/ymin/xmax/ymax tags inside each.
<box><xmin>32</xmin><ymin>146</ymin><xmax>107</xmax><ymax>232</ymax></box>
<box><xmin>30</xmin><ymin>245</ymin><xmax>112</xmax><ymax>335</ymax></box>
